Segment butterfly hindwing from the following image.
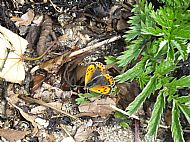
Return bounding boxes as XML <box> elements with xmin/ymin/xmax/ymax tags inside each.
<box><xmin>89</xmin><ymin>85</ymin><xmax>112</xmax><ymax>95</ymax></box>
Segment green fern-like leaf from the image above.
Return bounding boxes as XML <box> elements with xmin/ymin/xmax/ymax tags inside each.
<box><xmin>138</xmin><ymin>72</ymin><xmax>150</xmax><ymax>88</ymax></box>
<box><xmin>105</xmin><ymin>56</ymin><xmax>117</xmax><ymax>65</ymax></box>
<box><xmin>159</xmin><ymin>0</ymin><xmax>190</xmax><ymax>8</ymax></box>
<box><xmin>126</xmin><ymin>76</ymin><xmax>157</xmax><ymax>116</ymax></box>
<box><xmin>171</xmin><ymin>101</ymin><xmax>185</xmax><ymax>142</ymax></box>
<box><xmin>171</xmin><ymin>40</ymin><xmax>188</xmax><ymax>61</ymax></box>
<box><xmin>172</xmin><ymin>25</ymin><xmax>190</xmax><ymax>40</ymax></box>
<box><xmin>117</xmin><ymin>38</ymin><xmax>144</xmax><ymax>67</ymax></box>
<box><xmin>167</xmin><ymin>75</ymin><xmax>190</xmax><ymax>89</ymax></box>
<box><xmin>155</xmin><ymin>59</ymin><xmax>176</xmax><ymax>76</ymax></box>
<box><xmin>178</xmin><ymin>103</ymin><xmax>190</xmax><ymax>124</ymax></box>
<box><xmin>146</xmin><ymin>91</ymin><xmax>165</xmax><ymax>140</ymax></box>
<box><xmin>141</xmin><ymin>27</ymin><xmax>164</xmax><ymax>36</ymax></box>
<box><xmin>178</xmin><ymin>96</ymin><xmax>190</xmax><ymax>103</ymax></box>
<box><xmin>115</xmin><ymin>59</ymin><xmax>146</xmax><ymax>83</ymax></box>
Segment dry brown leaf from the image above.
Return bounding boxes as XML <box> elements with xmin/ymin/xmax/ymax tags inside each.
<box><xmin>33</xmin><ymin>82</ymin><xmax>72</xmax><ymax>101</ymax></box>
<box><xmin>30</xmin><ymin>102</ymin><xmax>66</xmax><ymax>114</ymax></box>
<box><xmin>19</xmin><ymin>95</ymin><xmax>78</xmax><ymax>120</ymax></box>
<box><xmin>39</xmin><ymin>54</ymin><xmax>65</xmax><ymax>73</ymax></box>
<box><xmin>74</xmin><ymin>120</ymin><xmax>93</xmax><ymax>142</ymax></box>
<box><xmin>78</xmin><ymin>97</ymin><xmax>116</xmax><ymax>117</ymax></box>
<box><xmin>58</xmin><ymin>34</ymin><xmax>69</xmax><ymax>42</ymax></box>
<box><xmin>0</xmin><ymin>129</ymin><xmax>30</xmax><ymax>142</ymax></box>
<box><xmin>75</xmin><ymin>65</ymin><xmax>87</xmax><ymax>82</ymax></box>
<box><xmin>11</xmin><ymin>9</ymin><xmax>35</xmax><ymax>27</ymax></box>
<box><xmin>30</xmin><ymin>74</ymin><xmax>45</xmax><ymax>93</ymax></box>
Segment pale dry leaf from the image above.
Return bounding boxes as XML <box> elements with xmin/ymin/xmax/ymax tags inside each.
<box><xmin>35</xmin><ymin>117</ymin><xmax>49</xmax><ymax>128</ymax></box>
<box><xmin>7</xmin><ymin>98</ymin><xmax>39</xmax><ymax>135</ymax></box>
<box><xmin>0</xmin><ymin>25</ymin><xmax>28</xmax><ymax>84</ymax></box>
<box><xmin>30</xmin><ymin>102</ymin><xmax>66</xmax><ymax>114</ymax></box>
<box><xmin>11</xmin><ymin>9</ymin><xmax>35</xmax><ymax>27</ymax></box>
<box><xmin>0</xmin><ymin>39</ymin><xmax>8</xmax><ymax>69</ymax></box>
<box><xmin>0</xmin><ymin>129</ymin><xmax>30</xmax><ymax>142</ymax></box>
<box><xmin>33</xmin><ymin>15</ymin><xmax>43</xmax><ymax>26</ymax></box>
<box><xmin>15</xmin><ymin>0</ymin><xmax>25</xmax><ymax>5</ymax></box>
<box><xmin>33</xmin><ymin>82</ymin><xmax>72</xmax><ymax>101</ymax></box>
<box><xmin>74</xmin><ymin>120</ymin><xmax>93</xmax><ymax>142</ymax></box>
<box><xmin>15</xmin><ymin>106</ymin><xmax>39</xmax><ymax>135</ymax></box>
<box><xmin>61</xmin><ymin>137</ymin><xmax>76</xmax><ymax>142</ymax></box>
<box><xmin>8</xmin><ymin>93</ymin><xmax>20</xmax><ymax>105</ymax></box>
<box><xmin>58</xmin><ymin>34</ymin><xmax>69</xmax><ymax>42</ymax></box>
<box><xmin>78</xmin><ymin>97</ymin><xmax>116</xmax><ymax>117</ymax></box>
<box><xmin>10</xmin><ymin>16</ymin><xmax>23</xmax><ymax>23</ymax></box>
<box><xmin>0</xmin><ymin>52</ymin><xmax>25</xmax><ymax>84</ymax></box>
<box><xmin>0</xmin><ymin>25</ymin><xmax>27</xmax><ymax>54</ymax></box>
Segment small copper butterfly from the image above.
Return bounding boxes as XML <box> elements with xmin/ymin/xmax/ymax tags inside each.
<box><xmin>84</xmin><ymin>62</ymin><xmax>115</xmax><ymax>95</ymax></box>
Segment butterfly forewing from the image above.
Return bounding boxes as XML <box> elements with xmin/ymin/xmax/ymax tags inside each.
<box><xmin>85</xmin><ymin>64</ymin><xmax>96</xmax><ymax>86</ymax></box>
<box><xmin>94</xmin><ymin>62</ymin><xmax>106</xmax><ymax>72</ymax></box>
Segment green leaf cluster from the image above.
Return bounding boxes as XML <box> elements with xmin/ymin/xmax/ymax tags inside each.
<box><xmin>76</xmin><ymin>93</ymin><xmax>102</xmax><ymax>105</ymax></box>
<box><xmin>114</xmin><ymin>0</ymin><xmax>190</xmax><ymax>141</ymax></box>
<box><xmin>114</xmin><ymin>112</ymin><xmax>129</xmax><ymax>128</ymax></box>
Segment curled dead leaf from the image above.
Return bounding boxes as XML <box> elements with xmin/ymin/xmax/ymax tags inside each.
<box><xmin>0</xmin><ymin>129</ymin><xmax>30</xmax><ymax>142</ymax></box>
<box><xmin>78</xmin><ymin>97</ymin><xmax>116</xmax><ymax>118</ymax></box>
<box><xmin>11</xmin><ymin>9</ymin><xmax>35</xmax><ymax>27</ymax></box>
<box><xmin>74</xmin><ymin>119</ymin><xmax>93</xmax><ymax>142</ymax></box>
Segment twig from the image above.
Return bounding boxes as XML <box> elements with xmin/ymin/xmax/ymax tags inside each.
<box><xmin>69</xmin><ymin>35</ymin><xmax>121</xmax><ymax>58</ymax></box>
<box><xmin>49</xmin><ymin>0</ymin><xmax>62</xmax><ymax>13</ymax></box>
<box><xmin>110</xmin><ymin>104</ymin><xmax>140</xmax><ymax>120</ymax></box>
<box><xmin>18</xmin><ymin>95</ymin><xmax>78</xmax><ymax>120</ymax></box>
<box><xmin>32</xmin><ymin>35</ymin><xmax>121</xmax><ymax>72</ymax></box>
<box><xmin>60</xmin><ymin>124</ymin><xmax>72</xmax><ymax>137</ymax></box>
<box><xmin>110</xmin><ymin>104</ymin><xmax>169</xmax><ymax>129</ymax></box>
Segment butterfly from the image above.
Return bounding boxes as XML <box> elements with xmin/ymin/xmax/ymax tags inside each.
<box><xmin>84</xmin><ymin>62</ymin><xmax>115</xmax><ymax>95</ymax></box>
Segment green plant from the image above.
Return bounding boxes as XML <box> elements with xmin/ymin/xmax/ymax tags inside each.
<box><xmin>114</xmin><ymin>111</ymin><xmax>129</xmax><ymax>128</ymax></box>
<box><xmin>76</xmin><ymin>93</ymin><xmax>102</xmax><ymax>104</ymax></box>
<box><xmin>109</xmin><ymin>0</ymin><xmax>190</xmax><ymax>141</ymax></box>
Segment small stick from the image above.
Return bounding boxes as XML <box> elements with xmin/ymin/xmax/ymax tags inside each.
<box><xmin>19</xmin><ymin>95</ymin><xmax>78</xmax><ymax>120</ymax></box>
<box><xmin>69</xmin><ymin>35</ymin><xmax>121</xmax><ymax>58</ymax></box>
<box><xmin>110</xmin><ymin>105</ymin><xmax>169</xmax><ymax>129</ymax></box>
<box><xmin>110</xmin><ymin>104</ymin><xmax>140</xmax><ymax>120</ymax></box>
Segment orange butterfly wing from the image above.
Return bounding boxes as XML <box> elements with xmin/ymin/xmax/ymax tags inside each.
<box><xmin>89</xmin><ymin>85</ymin><xmax>112</xmax><ymax>95</ymax></box>
<box><xmin>85</xmin><ymin>64</ymin><xmax>96</xmax><ymax>86</ymax></box>
<box><xmin>103</xmin><ymin>74</ymin><xmax>115</xmax><ymax>87</ymax></box>
<box><xmin>85</xmin><ymin>62</ymin><xmax>115</xmax><ymax>95</ymax></box>
<box><xmin>94</xmin><ymin>62</ymin><xmax>106</xmax><ymax>72</ymax></box>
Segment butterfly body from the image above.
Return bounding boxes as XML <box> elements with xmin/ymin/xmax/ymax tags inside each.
<box><xmin>85</xmin><ymin>62</ymin><xmax>115</xmax><ymax>95</ymax></box>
